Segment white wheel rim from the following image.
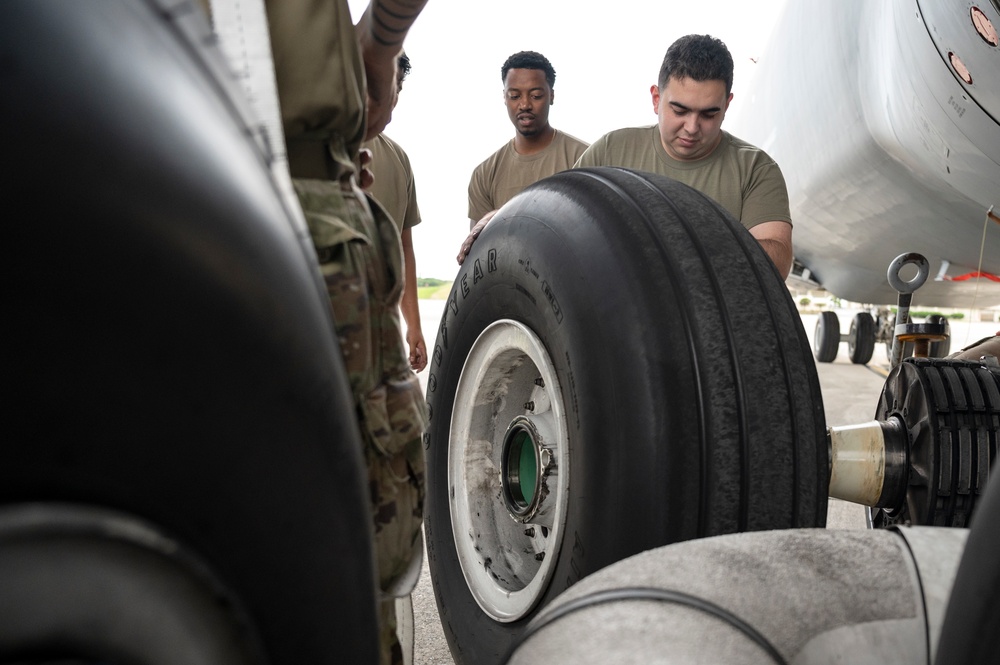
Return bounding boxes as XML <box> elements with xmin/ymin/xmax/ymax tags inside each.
<box><xmin>449</xmin><ymin>320</ymin><xmax>570</xmax><ymax>622</ymax></box>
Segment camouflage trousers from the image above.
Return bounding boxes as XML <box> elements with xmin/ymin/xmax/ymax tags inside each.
<box><xmin>294</xmin><ymin>177</ymin><xmax>427</xmax><ymax>665</ymax></box>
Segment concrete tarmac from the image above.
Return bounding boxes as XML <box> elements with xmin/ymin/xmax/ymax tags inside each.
<box><xmin>402</xmin><ymin>302</ymin><xmax>996</xmax><ymax>664</ymax></box>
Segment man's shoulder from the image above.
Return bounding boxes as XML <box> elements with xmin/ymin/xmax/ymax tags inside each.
<box><xmin>606</xmin><ymin>125</ymin><xmax>656</xmax><ymax>139</ymax></box>
<box><xmin>594</xmin><ymin>125</ymin><xmax>657</xmax><ymax>152</ymax></box>
<box><xmin>375</xmin><ymin>133</ymin><xmax>406</xmax><ymax>154</ymax></box>
<box><xmin>472</xmin><ymin>140</ymin><xmax>516</xmax><ymax>174</ymax></box>
<box><xmin>721</xmin><ymin>131</ymin><xmax>778</xmax><ymax>166</ymax></box>
<box><xmin>367</xmin><ymin>133</ymin><xmax>411</xmax><ymax>166</ymax></box>
<box><xmin>554</xmin><ymin>129</ymin><xmax>590</xmax><ymax>150</ymax></box>
<box><xmin>576</xmin><ymin>125</ymin><xmax>657</xmax><ymax>167</ymax></box>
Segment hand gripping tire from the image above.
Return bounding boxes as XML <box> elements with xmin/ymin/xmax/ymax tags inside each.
<box><xmin>424</xmin><ymin>168</ymin><xmax>828</xmax><ymax>664</ymax></box>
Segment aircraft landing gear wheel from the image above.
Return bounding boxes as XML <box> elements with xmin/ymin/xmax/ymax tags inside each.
<box><xmin>869</xmin><ymin>358</ymin><xmax>1000</xmax><ymax>528</ymax></box>
<box><xmin>448</xmin><ymin>319</ymin><xmax>571</xmax><ymax>625</ymax></box>
<box><xmin>0</xmin><ymin>504</ymin><xmax>265</xmax><ymax>665</ymax></box>
<box><xmin>814</xmin><ymin>311</ymin><xmax>840</xmax><ymax>362</ymax></box>
<box><xmin>848</xmin><ymin>312</ymin><xmax>876</xmax><ymax>365</ymax></box>
<box><xmin>425</xmin><ymin>168</ymin><xmax>828</xmax><ymax>665</ymax></box>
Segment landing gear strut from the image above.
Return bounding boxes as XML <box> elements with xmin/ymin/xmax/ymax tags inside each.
<box><xmin>828</xmin><ymin>253</ymin><xmax>998</xmax><ymax>528</ymax></box>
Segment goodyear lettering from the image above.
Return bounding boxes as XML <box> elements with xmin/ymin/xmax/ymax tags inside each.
<box><xmin>568</xmin><ymin>539</ymin><xmax>583</xmax><ymax>586</ymax></box>
<box><xmin>433</xmin><ymin>344</ymin><xmax>443</xmax><ymax>367</ymax></box>
<box><xmin>449</xmin><ymin>291</ymin><xmax>458</xmax><ymax>315</ymax></box>
<box><xmin>488</xmin><ymin>248</ymin><xmax>497</xmax><ymax>273</ymax></box>
<box><xmin>542</xmin><ymin>280</ymin><xmax>563</xmax><ymax>323</ymax></box>
<box><xmin>473</xmin><ymin>258</ymin><xmax>484</xmax><ymax>284</ymax></box>
<box><xmin>461</xmin><ymin>273</ymin><xmax>470</xmax><ymax>298</ymax></box>
<box><xmin>565</xmin><ymin>351</ymin><xmax>580</xmax><ymax>429</ymax></box>
<box><xmin>517</xmin><ymin>258</ymin><xmax>540</xmax><ymax>279</ymax></box>
<box><xmin>438</xmin><ymin>317</ymin><xmax>448</xmax><ymax>349</ymax></box>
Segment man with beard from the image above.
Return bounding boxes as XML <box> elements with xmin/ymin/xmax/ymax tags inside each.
<box><xmin>465</xmin><ymin>51</ymin><xmax>588</xmax><ymax>232</ymax></box>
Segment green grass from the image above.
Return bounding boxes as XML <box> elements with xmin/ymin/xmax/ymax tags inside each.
<box><xmin>418</xmin><ymin>282</ymin><xmax>452</xmax><ymax>300</ymax></box>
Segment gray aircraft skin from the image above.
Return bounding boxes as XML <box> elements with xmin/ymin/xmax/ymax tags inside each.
<box><xmin>727</xmin><ymin>0</ymin><xmax>1000</xmax><ymax>308</ymax></box>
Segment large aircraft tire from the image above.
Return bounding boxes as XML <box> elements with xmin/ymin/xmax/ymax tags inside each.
<box><xmin>0</xmin><ymin>505</ymin><xmax>265</xmax><ymax>665</ymax></box>
<box><xmin>848</xmin><ymin>312</ymin><xmax>876</xmax><ymax>365</ymax></box>
<box><xmin>814</xmin><ymin>311</ymin><xmax>841</xmax><ymax>362</ymax></box>
<box><xmin>3</xmin><ymin>4</ymin><xmax>379</xmax><ymax>663</ymax></box>
<box><xmin>425</xmin><ymin>167</ymin><xmax>828</xmax><ymax>665</ymax></box>
<box><xmin>935</xmin><ymin>456</ymin><xmax>1000</xmax><ymax>665</ymax></box>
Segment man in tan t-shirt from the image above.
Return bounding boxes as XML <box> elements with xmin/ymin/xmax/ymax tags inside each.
<box><xmin>458</xmin><ymin>36</ymin><xmax>793</xmax><ymax>278</ymax></box>
<box><xmin>464</xmin><ymin>51</ymin><xmax>588</xmax><ymax>239</ymax></box>
<box><xmin>363</xmin><ymin>53</ymin><xmax>427</xmax><ymax>372</ymax></box>
<box><xmin>575</xmin><ymin>34</ymin><xmax>793</xmax><ymax>278</ymax></box>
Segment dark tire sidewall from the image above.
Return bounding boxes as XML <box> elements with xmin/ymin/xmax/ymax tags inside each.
<box><xmin>426</xmin><ymin>213</ymin><xmax>693</xmax><ymax>662</ymax></box>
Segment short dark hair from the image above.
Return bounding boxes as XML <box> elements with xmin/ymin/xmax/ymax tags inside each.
<box><xmin>397</xmin><ymin>52</ymin><xmax>412</xmax><ymax>86</ymax></box>
<box><xmin>501</xmin><ymin>51</ymin><xmax>556</xmax><ymax>89</ymax></box>
<box><xmin>657</xmin><ymin>34</ymin><xmax>734</xmax><ymax>95</ymax></box>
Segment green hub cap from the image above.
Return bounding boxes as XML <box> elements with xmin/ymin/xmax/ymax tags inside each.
<box><xmin>501</xmin><ymin>417</ymin><xmax>546</xmax><ymax>520</ymax></box>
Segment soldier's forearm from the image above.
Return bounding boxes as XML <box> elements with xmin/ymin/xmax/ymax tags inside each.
<box><xmin>360</xmin><ymin>0</ymin><xmax>428</xmax><ymax>50</ymax></box>
<box><xmin>756</xmin><ymin>237</ymin><xmax>792</xmax><ymax>280</ymax></box>
<box><xmin>400</xmin><ymin>229</ymin><xmax>421</xmax><ymax>331</ymax></box>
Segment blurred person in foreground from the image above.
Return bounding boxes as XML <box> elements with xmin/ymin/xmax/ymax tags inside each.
<box><xmin>265</xmin><ymin>1</ymin><xmax>429</xmax><ymax>662</ymax></box>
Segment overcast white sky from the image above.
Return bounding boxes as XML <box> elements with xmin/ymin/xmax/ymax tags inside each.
<box><xmin>348</xmin><ymin>0</ymin><xmax>789</xmax><ymax>279</ymax></box>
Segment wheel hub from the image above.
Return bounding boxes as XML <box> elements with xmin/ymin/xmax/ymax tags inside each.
<box><xmin>501</xmin><ymin>416</ymin><xmax>556</xmax><ymax>522</ymax></box>
<box><xmin>449</xmin><ymin>320</ymin><xmax>570</xmax><ymax>622</ymax></box>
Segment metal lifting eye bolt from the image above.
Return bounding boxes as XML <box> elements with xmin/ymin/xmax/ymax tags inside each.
<box><xmin>886</xmin><ymin>253</ymin><xmax>929</xmax><ymax>295</ymax></box>
<box><xmin>885</xmin><ymin>253</ymin><xmax>946</xmax><ymax>367</ymax></box>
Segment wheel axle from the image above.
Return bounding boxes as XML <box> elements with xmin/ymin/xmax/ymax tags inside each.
<box><xmin>828</xmin><ymin>358</ymin><xmax>1000</xmax><ymax>527</ymax></box>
